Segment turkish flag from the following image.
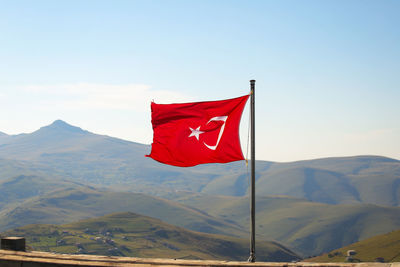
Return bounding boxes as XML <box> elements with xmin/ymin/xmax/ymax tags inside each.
<box><xmin>146</xmin><ymin>94</ymin><xmax>249</xmax><ymax>167</ymax></box>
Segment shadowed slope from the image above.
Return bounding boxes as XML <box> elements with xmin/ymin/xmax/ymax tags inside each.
<box><xmin>169</xmin><ymin>192</ymin><xmax>400</xmax><ymax>257</ymax></box>
<box><xmin>0</xmin><ymin>185</ymin><xmax>246</xmax><ymax>239</ymax></box>
<box><xmin>0</xmin><ymin>175</ymin><xmax>91</xmax><ymax>210</ymax></box>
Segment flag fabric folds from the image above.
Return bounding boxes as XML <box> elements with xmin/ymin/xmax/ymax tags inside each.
<box><xmin>146</xmin><ymin>94</ymin><xmax>249</xmax><ymax>167</ymax></box>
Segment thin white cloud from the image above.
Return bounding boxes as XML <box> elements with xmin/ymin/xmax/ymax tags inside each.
<box><xmin>22</xmin><ymin>83</ymin><xmax>192</xmax><ymax>112</ymax></box>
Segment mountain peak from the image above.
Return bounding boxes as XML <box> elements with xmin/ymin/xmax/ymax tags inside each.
<box><xmin>51</xmin><ymin>120</ymin><xmax>73</xmax><ymax>127</ymax></box>
<box><xmin>38</xmin><ymin>120</ymin><xmax>88</xmax><ymax>134</ymax></box>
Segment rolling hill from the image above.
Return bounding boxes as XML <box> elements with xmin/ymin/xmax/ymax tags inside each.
<box><xmin>0</xmin><ymin>178</ymin><xmax>246</xmax><ymax>239</ymax></box>
<box><xmin>0</xmin><ymin>212</ymin><xmax>300</xmax><ymax>262</ymax></box>
<box><xmin>307</xmin><ymin>228</ymin><xmax>400</xmax><ymax>262</ymax></box>
<box><xmin>2</xmin><ymin>174</ymin><xmax>399</xmax><ymax>257</ymax></box>
<box><xmin>202</xmin><ymin>156</ymin><xmax>400</xmax><ymax>206</ymax></box>
<box><xmin>0</xmin><ymin>120</ymin><xmax>399</xmax><ymax>206</ymax></box>
<box><xmin>0</xmin><ymin>132</ymin><xmax>10</xmax><ymax>145</ymax></box>
<box><xmin>168</xmin><ymin>192</ymin><xmax>400</xmax><ymax>257</ymax></box>
<box><xmin>0</xmin><ymin>175</ymin><xmax>92</xmax><ymax>210</ymax></box>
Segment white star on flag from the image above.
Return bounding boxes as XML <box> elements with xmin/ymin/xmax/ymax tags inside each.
<box><xmin>188</xmin><ymin>126</ymin><xmax>204</xmax><ymax>141</ymax></box>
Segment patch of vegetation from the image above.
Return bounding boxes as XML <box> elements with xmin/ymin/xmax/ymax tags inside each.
<box><xmin>306</xmin><ymin>228</ymin><xmax>400</xmax><ymax>262</ymax></box>
<box><xmin>1</xmin><ymin>212</ymin><xmax>300</xmax><ymax>262</ymax></box>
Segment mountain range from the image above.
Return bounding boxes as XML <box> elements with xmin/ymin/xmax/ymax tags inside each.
<box><xmin>1</xmin><ymin>120</ymin><xmax>400</xmax><ymax>207</ymax></box>
<box><xmin>1</xmin><ymin>120</ymin><xmax>400</xmax><ymax>258</ymax></box>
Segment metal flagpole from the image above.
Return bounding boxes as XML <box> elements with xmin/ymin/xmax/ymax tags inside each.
<box><xmin>248</xmin><ymin>79</ymin><xmax>256</xmax><ymax>262</ymax></box>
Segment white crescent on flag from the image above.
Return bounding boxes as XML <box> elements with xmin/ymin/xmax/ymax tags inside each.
<box><xmin>203</xmin><ymin>116</ymin><xmax>228</xmax><ymax>150</ymax></box>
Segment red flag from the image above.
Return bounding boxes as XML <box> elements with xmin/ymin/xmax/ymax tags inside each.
<box><xmin>146</xmin><ymin>94</ymin><xmax>249</xmax><ymax>167</ymax></box>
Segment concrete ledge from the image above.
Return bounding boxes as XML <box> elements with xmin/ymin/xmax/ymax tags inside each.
<box><xmin>0</xmin><ymin>250</ymin><xmax>397</xmax><ymax>267</ymax></box>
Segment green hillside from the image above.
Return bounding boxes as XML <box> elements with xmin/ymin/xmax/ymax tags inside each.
<box><xmin>4</xmin><ymin>181</ymin><xmax>399</xmax><ymax>258</ymax></box>
<box><xmin>203</xmin><ymin>156</ymin><xmax>400</xmax><ymax>206</ymax></box>
<box><xmin>0</xmin><ymin>158</ymin><xmax>52</xmax><ymax>182</ymax></box>
<box><xmin>257</xmin><ymin>156</ymin><xmax>400</xmax><ymax>206</ymax></box>
<box><xmin>170</xmin><ymin>192</ymin><xmax>400</xmax><ymax>257</ymax></box>
<box><xmin>0</xmin><ymin>212</ymin><xmax>300</xmax><ymax>262</ymax></box>
<box><xmin>0</xmin><ymin>186</ymin><xmax>246</xmax><ymax>239</ymax></box>
<box><xmin>307</xmin><ymin>228</ymin><xmax>400</xmax><ymax>262</ymax></box>
<box><xmin>0</xmin><ymin>175</ymin><xmax>90</xmax><ymax>209</ymax></box>
<box><xmin>0</xmin><ymin>120</ymin><xmax>399</xmax><ymax>207</ymax></box>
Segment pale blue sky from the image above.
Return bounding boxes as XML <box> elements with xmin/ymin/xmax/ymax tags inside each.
<box><xmin>0</xmin><ymin>0</ymin><xmax>399</xmax><ymax>162</ymax></box>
